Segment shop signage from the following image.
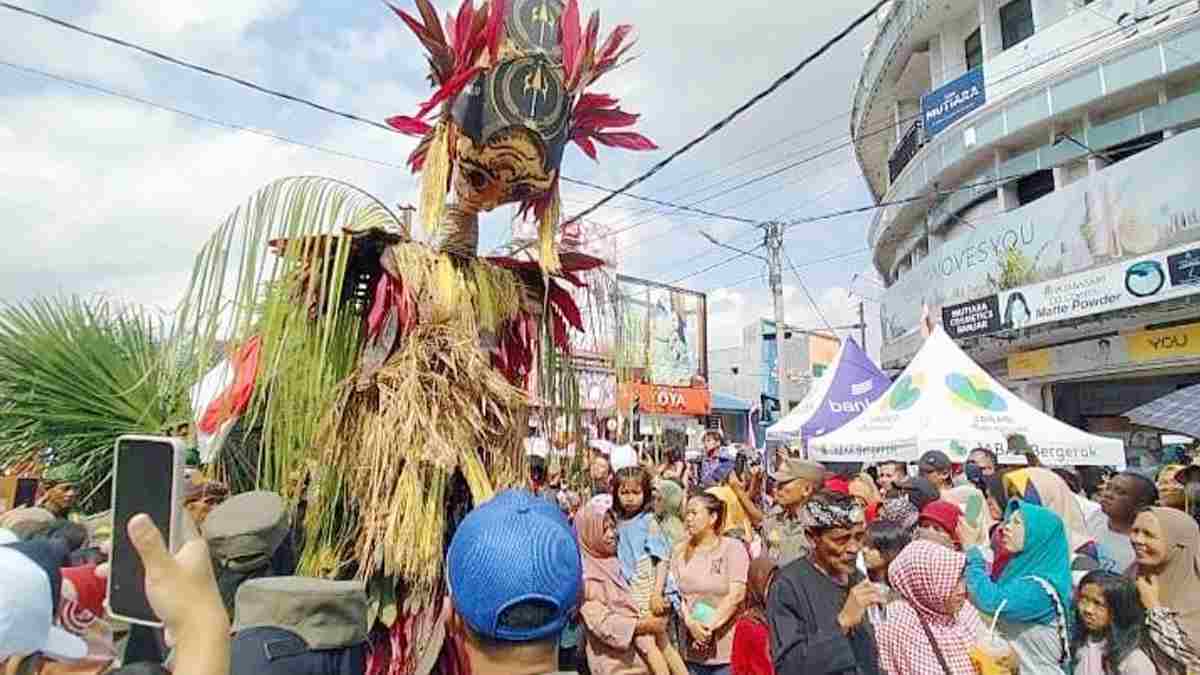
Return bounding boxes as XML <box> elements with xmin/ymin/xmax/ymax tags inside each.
<box><xmin>921</xmin><ymin>67</ymin><xmax>986</xmax><ymax>138</ymax></box>
<box><xmin>882</xmin><ymin>129</ymin><xmax>1200</xmax><ymax>363</ymax></box>
<box><xmin>1127</xmin><ymin>323</ymin><xmax>1200</xmax><ymax>362</ymax></box>
<box><xmin>942</xmin><ymin>295</ymin><xmax>1002</xmax><ymax>339</ymax></box>
<box><xmin>949</xmin><ymin>242</ymin><xmax>1200</xmax><ymax>340</ymax></box>
<box><xmin>1006</xmin><ymin>322</ymin><xmax>1200</xmax><ymax>380</ymax></box>
<box><xmin>1168</xmin><ymin>247</ymin><xmax>1200</xmax><ymax>288</ymax></box>
<box><xmin>1007</xmin><ymin>349</ymin><xmax>1053</xmax><ymax>379</ymax></box>
<box><xmin>618</xmin><ymin>383</ymin><xmax>712</xmax><ymax>416</ymax></box>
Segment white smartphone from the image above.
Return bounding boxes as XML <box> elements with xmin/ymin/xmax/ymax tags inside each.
<box><xmin>106</xmin><ymin>435</ymin><xmax>185</xmax><ymax>627</ymax></box>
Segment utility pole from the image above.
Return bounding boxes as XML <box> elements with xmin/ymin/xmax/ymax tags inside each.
<box><xmin>698</xmin><ymin>225</ymin><xmax>790</xmax><ymax>416</ymax></box>
<box><xmin>858</xmin><ymin>301</ymin><xmax>866</xmax><ymax>349</ymax></box>
<box><xmin>764</xmin><ymin>222</ymin><xmax>789</xmax><ymax>416</ymax></box>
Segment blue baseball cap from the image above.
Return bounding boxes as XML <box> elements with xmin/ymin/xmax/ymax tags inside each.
<box><xmin>447</xmin><ymin>489</ymin><xmax>581</xmax><ymax>642</ymax></box>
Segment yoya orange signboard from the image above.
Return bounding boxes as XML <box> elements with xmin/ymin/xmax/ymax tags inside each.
<box><xmin>618</xmin><ymin>383</ymin><xmax>712</xmax><ymax>416</ymax></box>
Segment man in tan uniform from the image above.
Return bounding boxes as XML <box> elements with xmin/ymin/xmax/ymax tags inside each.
<box><xmin>764</xmin><ymin>457</ymin><xmax>826</xmax><ymax>566</ymax></box>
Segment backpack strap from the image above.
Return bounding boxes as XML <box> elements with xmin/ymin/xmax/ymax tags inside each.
<box><xmin>1023</xmin><ymin>575</ymin><xmax>1070</xmax><ymax>667</ymax></box>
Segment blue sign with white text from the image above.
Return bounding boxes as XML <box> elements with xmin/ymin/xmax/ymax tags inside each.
<box><xmin>921</xmin><ymin>67</ymin><xmax>986</xmax><ymax>138</ymax></box>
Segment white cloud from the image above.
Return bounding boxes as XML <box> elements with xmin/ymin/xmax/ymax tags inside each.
<box><xmin>0</xmin><ymin>89</ymin><xmax>416</xmax><ymax>310</ymax></box>
<box><xmin>0</xmin><ymin>0</ymin><xmax>885</xmax><ymax>345</ymax></box>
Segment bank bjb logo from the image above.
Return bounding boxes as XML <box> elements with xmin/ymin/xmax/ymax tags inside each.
<box><xmin>882</xmin><ymin>374</ymin><xmax>923</xmax><ymax>412</ymax></box>
<box><xmin>946</xmin><ymin>372</ymin><xmax>1007</xmax><ymax>412</ymax></box>
<box><xmin>829</xmin><ymin>399</ymin><xmax>871</xmax><ymax>414</ymax></box>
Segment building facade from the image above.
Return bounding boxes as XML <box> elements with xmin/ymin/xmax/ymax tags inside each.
<box><xmin>856</xmin><ymin>0</ymin><xmax>1200</xmax><ymax>452</ymax></box>
<box><xmin>708</xmin><ymin>320</ymin><xmax>839</xmax><ymax>422</ymax></box>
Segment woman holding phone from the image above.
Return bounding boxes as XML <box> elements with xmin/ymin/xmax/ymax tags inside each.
<box><xmin>670</xmin><ymin>492</ymin><xmax>748</xmax><ymax>675</ymax></box>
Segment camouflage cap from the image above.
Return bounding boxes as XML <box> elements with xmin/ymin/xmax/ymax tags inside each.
<box><xmin>203</xmin><ymin>491</ymin><xmax>289</xmax><ymax>573</ymax></box>
<box><xmin>233</xmin><ymin>577</ymin><xmax>368</xmax><ymax>650</ymax></box>
<box><xmin>43</xmin><ymin>463</ymin><xmax>83</xmax><ymax>485</ymax></box>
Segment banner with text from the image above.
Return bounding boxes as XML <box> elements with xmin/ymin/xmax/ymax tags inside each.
<box><xmin>922</xmin><ymin>66</ymin><xmax>986</xmax><ymax>138</ymax></box>
<box><xmin>943</xmin><ymin>241</ymin><xmax>1200</xmax><ymax>339</ymax></box>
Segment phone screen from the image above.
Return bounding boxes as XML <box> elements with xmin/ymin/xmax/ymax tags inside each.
<box><xmin>109</xmin><ymin>437</ymin><xmax>177</xmax><ymax>625</ymax></box>
<box><xmin>14</xmin><ymin>478</ymin><xmax>37</xmax><ymax>507</ymax></box>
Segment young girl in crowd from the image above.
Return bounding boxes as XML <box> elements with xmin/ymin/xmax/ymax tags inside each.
<box><xmin>1071</xmin><ymin>571</ymin><xmax>1158</xmax><ymax>675</ymax></box>
<box><xmin>731</xmin><ymin>558</ymin><xmax>777</xmax><ymax>675</ymax></box>
<box><xmin>863</xmin><ymin>518</ymin><xmax>912</xmax><ymax>606</ymax></box>
<box><xmin>613</xmin><ymin>466</ymin><xmax>687</xmax><ymax>675</ymax></box>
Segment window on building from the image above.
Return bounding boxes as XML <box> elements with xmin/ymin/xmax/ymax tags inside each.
<box><xmin>1104</xmin><ymin>131</ymin><xmax>1164</xmax><ymax>164</ymax></box>
<box><xmin>1000</xmin><ymin>0</ymin><xmax>1035</xmax><ymax>50</ymax></box>
<box><xmin>1016</xmin><ymin>169</ymin><xmax>1054</xmax><ymax>205</ymax></box>
<box><xmin>965</xmin><ymin>28</ymin><xmax>983</xmax><ymax>70</ymax></box>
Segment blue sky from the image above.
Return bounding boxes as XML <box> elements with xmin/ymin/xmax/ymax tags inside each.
<box><xmin>0</xmin><ymin>0</ymin><xmax>887</xmax><ymax>352</ymax></box>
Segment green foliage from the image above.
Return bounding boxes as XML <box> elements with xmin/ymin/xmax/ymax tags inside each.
<box><xmin>995</xmin><ymin>244</ymin><xmax>1037</xmax><ymax>291</ymax></box>
<box><xmin>172</xmin><ymin>176</ymin><xmax>404</xmax><ymax>493</ymax></box>
<box><xmin>0</xmin><ymin>295</ymin><xmax>195</xmax><ymax>509</ymax></box>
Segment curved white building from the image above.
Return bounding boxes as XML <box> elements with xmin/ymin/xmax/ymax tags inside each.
<box><xmin>855</xmin><ymin>0</ymin><xmax>1200</xmax><ymax>443</ymax></box>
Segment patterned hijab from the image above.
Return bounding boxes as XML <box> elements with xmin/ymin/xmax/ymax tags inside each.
<box><xmin>883</xmin><ymin>539</ymin><xmax>985</xmax><ymax>674</ymax></box>
<box><xmin>877</xmin><ymin>497</ymin><xmax>919</xmax><ymax>531</ymax></box>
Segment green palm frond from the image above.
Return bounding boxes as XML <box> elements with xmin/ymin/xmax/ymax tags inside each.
<box><xmin>173</xmin><ymin>176</ymin><xmax>404</xmax><ymax>493</ymax></box>
<box><xmin>0</xmin><ymin>295</ymin><xmax>194</xmax><ymax>509</ymax></box>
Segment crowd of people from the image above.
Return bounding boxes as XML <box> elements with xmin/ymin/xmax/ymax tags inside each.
<box><xmin>4</xmin><ymin>433</ymin><xmax>1200</xmax><ymax>675</ymax></box>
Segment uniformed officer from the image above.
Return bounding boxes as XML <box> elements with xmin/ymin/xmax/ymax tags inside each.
<box><xmin>763</xmin><ymin>457</ymin><xmax>825</xmax><ymax>566</ymax></box>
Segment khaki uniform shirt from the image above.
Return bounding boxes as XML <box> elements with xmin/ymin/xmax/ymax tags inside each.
<box><xmin>763</xmin><ymin>505</ymin><xmax>812</xmax><ymax>567</ymax></box>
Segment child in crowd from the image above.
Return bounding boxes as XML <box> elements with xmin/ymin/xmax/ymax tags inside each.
<box><xmin>1072</xmin><ymin>570</ymin><xmax>1176</xmax><ymax>675</ymax></box>
<box><xmin>612</xmin><ymin>466</ymin><xmax>687</xmax><ymax>675</ymax></box>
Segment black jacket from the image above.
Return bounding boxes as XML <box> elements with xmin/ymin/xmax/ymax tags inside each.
<box><xmin>767</xmin><ymin>557</ymin><xmax>881</xmax><ymax>675</ymax></box>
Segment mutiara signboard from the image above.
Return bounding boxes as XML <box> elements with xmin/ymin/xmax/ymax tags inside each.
<box><xmin>921</xmin><ymin>67</ymin><xmax>986</xmax><ymax>138</ymax></box>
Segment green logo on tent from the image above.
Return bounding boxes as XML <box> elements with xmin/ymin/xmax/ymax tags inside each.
<box><xmin>945</xmin><ymin>373</ymin><xmax>1007</xmax><ymax>412</ymax></box>
<box><xmin>886</xmin><ymin>375</ymin><xmax>922</xmax><ymax>411</ymax></box>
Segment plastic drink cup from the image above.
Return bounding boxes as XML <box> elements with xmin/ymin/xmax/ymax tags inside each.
<box><xmin>973</xmin><ymin>636</ymin><xmax>1017</xmax><ymax>675</ymax></box>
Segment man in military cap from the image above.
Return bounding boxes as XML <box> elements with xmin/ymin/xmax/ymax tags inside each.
<box><xmin>203</xmin><ymin>490</ymin><xmax>295</xmax><ymax>618</ymax></box>
<box><xmin>230</xmin><ymin>577</ymin><xmax>368</xmax><ymax>675</ymax></box>
<box><xmin>38</xmin><ymin>462</ymin><xmax>82</xmax><ymax>518</ymax></box>
<box><xmin>763</xmin><ymin>457</ymin><xmax>826</xmax><ymax>566</ymax></box>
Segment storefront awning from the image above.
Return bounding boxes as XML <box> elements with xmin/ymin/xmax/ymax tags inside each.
<box><xmin>711</xmin><ymin>392</ymin><xmax>753</xmax><ymax>412</ymax></box>
<box><xmin>1124</xmin><ymin>383</ymin><xmax>1200</xmax><ymax>440</ymax></box>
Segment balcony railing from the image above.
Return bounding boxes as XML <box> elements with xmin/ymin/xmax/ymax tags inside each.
<box><xmin>888</xmin><ymin>120</ymin><xmax>925</xmax><ymax>184</ymax></box>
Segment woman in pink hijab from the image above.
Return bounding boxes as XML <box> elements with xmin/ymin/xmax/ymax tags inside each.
<box><xmin>577</xmin><ymin>497</ymin><xmax>670</xmax><ymax>675</ymax></box>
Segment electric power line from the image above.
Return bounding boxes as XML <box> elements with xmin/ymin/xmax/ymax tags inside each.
<box><xmin>784</xmin><ymin>249</ymin><xmax>835</xmax><ymax>333</ymax></box>
<box><xmin>559</xmin><ymin>176</ymin><xmax>756</xmax><ymax>225</ymax></box>
<box><xmin>0</xmin><ymin>58</ymin><xmax>410</xmax><ymax>171</ymax></box>
<box><xmin>1</xmin><ymin>0</ymin><xmax>1175</xmax><ymax>290</ymax></box>
<box><xmin>560</xmin><ymin>0</ymin><xmax>892</xmax><ymax>225</ymax></box>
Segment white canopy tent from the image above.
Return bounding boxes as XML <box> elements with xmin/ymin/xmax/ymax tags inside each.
<box><xmin>809</xmin><ymin>327</ymin><xmax>1125</xmax><ymax>467</ymax></box>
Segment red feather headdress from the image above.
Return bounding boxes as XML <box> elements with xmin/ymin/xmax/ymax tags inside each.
<box><xmin>386</xmin><ymin>0</ymin><xmax>656</xmax><ymax>220</ymax></box>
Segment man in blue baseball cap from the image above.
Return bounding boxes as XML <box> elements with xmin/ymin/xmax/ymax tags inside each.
<box><xmin>446</xmin><ymin>489</ymin><xmax>582</xmax><ymax>675</ymax></box>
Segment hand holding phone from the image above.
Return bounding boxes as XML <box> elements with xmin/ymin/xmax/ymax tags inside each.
<box><xmin>107</xmin><ymin>435</ymin><xmax>184</xmax><ymax>627</ymax></box>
